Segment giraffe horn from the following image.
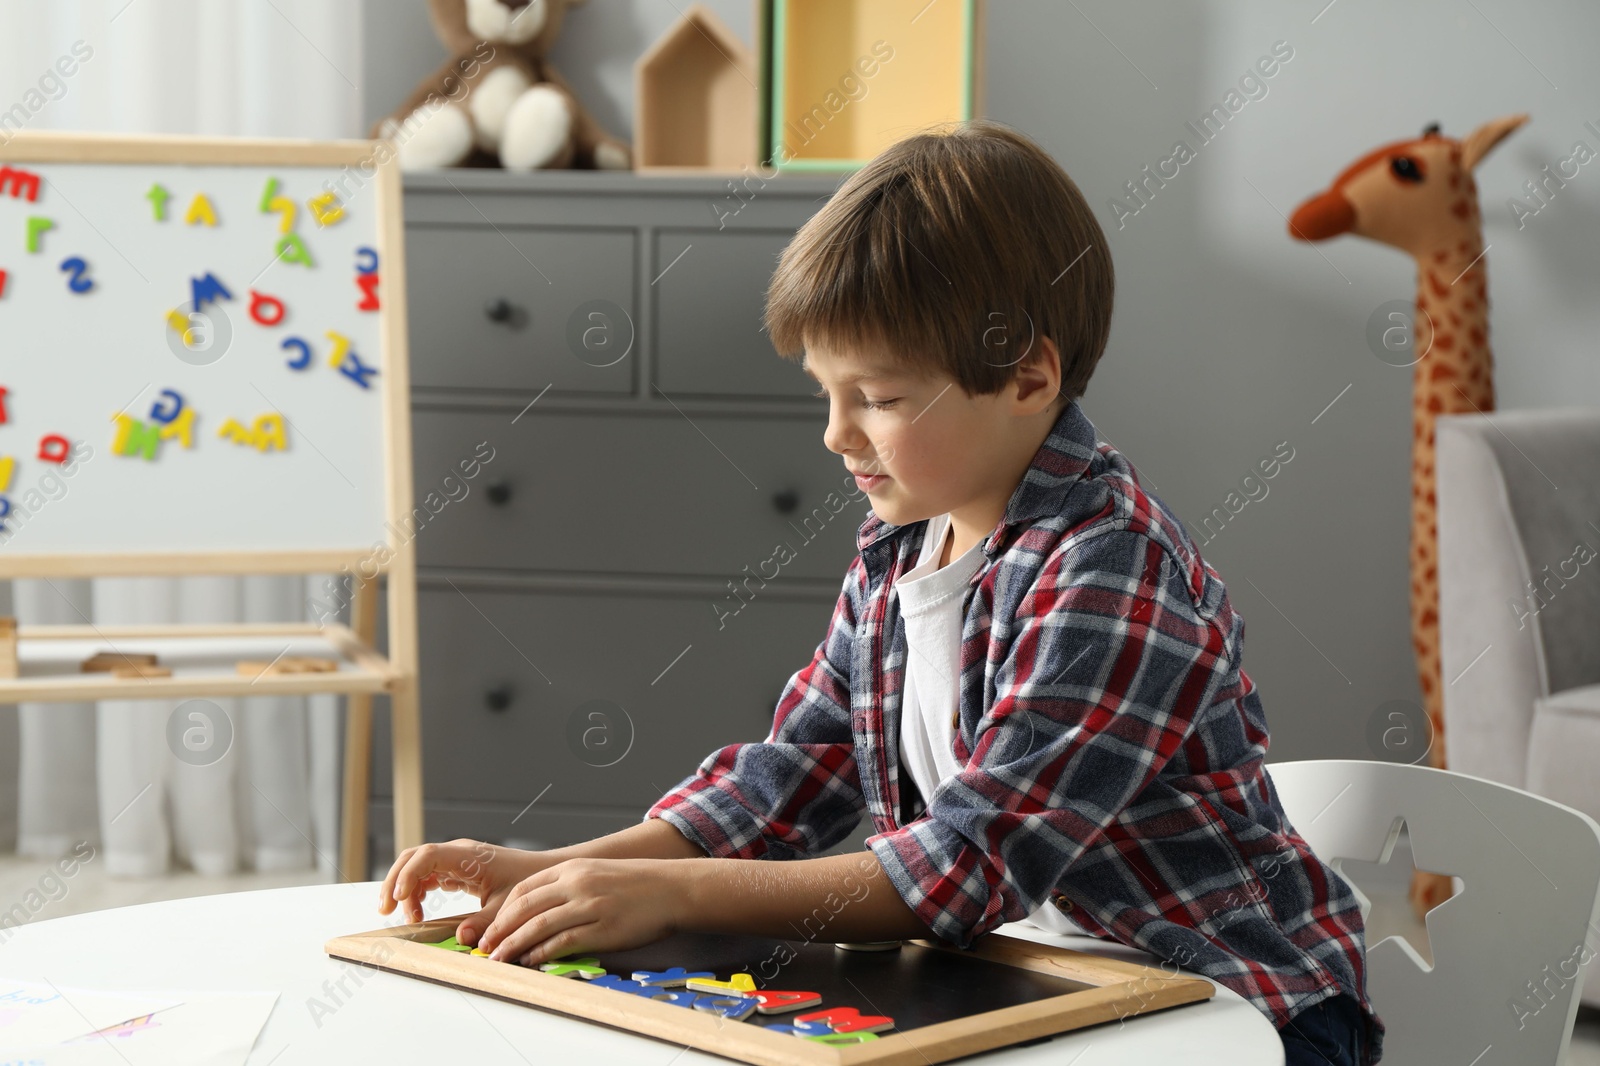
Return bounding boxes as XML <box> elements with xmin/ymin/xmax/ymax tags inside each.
<box><xmin>1460</xmin><ymin>112</ymin><xmax>1529</xmax><ymax>171</ymax></box>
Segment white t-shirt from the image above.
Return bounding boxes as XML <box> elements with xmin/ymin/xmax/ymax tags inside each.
<box><xmin>893</xmin><ymin>512</ymin><xmax>1085</xmax><ymax>937</ymax></box>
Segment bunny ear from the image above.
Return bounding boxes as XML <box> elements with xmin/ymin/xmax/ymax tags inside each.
<box><xmin>1461</xmin><ymin>113</ymin><xmax>1529</xmax><ymax>170</ymax></box>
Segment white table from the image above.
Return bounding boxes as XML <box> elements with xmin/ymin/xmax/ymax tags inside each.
<box><xmin>0</xmin><ymin>882</ymin><xmax>1285</xmax><ymax>1064</ymax></box>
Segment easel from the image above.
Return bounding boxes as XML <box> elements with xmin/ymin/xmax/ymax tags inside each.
<box><xmin>0</xmin><ymin>131</ymin><xmax>423</xmax><ymax>882</ymax></box>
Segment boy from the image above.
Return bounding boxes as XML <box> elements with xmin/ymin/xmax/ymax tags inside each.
<box><xmin>380</xmin><ymin>119</ymin><xmax>1382</xmax><ymax>1065</ymax></box>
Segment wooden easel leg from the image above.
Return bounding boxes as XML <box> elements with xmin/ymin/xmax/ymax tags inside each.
<box><xmin>339</xmin><ymin>576</ymin><xmax>379</xmax><ymax>883</ymax></box>
<box><xmin>340</xmin><ymin>693</ymin><xmax>373</xmax><ymax>882</ymax></box>
<box><xmin>390</xmin><ymin>674</ymin><xmax>425</xmax><ymax>855</ymax></box>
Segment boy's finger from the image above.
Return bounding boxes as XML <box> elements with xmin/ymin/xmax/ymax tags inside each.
<box><xmin>377</xmin><ymin>846</ymin><xmax>417</xmax><ymax>907</ymax></box>
<box><xmin>455</xmin><ymin>903</ymin><xmax>501</xmax><ymax>945</ymax></box>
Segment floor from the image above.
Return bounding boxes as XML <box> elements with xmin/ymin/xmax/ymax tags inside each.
<box><xmin>2</xmin><ymin>834</ymin><xmax>1598</xmax><ymax>1062</ymax></box>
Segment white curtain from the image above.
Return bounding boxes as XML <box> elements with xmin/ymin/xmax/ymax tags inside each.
<box><xmin>0</xmin><ymin>0</ymin><xmax>366</xmax><ymax>878</ymax></box>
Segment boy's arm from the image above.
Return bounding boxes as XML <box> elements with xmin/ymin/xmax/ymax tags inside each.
<box><xmin>865</xmin><ymin>529</ymin><xmax>1228</xmax><ymax>948</ymax></box>
<box><xmin>642</xmin><ymin>556</ymin><xmax>869</xmax><ymax>862</ymax></box>
<box><xmin>669</xmin><ymin>848</ymin><xmax>937</xmax><ymax>942</ymax></box>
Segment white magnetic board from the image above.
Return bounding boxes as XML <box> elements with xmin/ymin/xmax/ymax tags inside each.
<box><xmin>0</xmin><ymin>134</ymin><xmax>409</xmax><ymax>572</ymax></box>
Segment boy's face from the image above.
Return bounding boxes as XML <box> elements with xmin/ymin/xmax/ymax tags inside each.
<box><xmin>802</xmin><ymin>340</ymin><xmax>1058</xmax><ymax>530</ymax></box>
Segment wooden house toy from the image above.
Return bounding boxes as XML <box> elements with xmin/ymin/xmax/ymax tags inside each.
<box><xmin>634</xmin><ymin>3</ymin><xmax>758</xmax><ymax>173</ymax></box>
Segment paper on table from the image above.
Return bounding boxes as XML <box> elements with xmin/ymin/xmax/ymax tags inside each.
<box><xmin>0</xmin><ymin>989</ymin><xmax>278</xmax><ymax>1066</ymax></box>
<box><xmin>0</xmin><ymin>981</ymin><xmax>181</xmax><ymax>1049</ymax></box>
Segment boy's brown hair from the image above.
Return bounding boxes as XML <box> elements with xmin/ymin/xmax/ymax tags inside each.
<box><xmin>764</xmin><ymin>118</ymin><xmax>1114</xmax><ymax>409</ymax></box>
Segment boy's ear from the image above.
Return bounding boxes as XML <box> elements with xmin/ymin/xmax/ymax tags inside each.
<box><xmin>1016</xmin><ymin>335</ymin><xmax>1065</xmax><ymax>414</ymax></box>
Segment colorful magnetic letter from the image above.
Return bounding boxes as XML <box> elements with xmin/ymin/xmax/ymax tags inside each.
<box><xmin>765</xmin><ymin>1021</ymin><xmax>830</xmax><ymax>1037</ymax></box>
<box><xmin>37</xmin><ymin>434</ymin><xmax>70</xmax><ymax>464</ymax></box>
<box><xmin>159</xmin><ymin>407</ymin><xmax>196</xmax><ymax>450</ymax></box>
<box><xmin>354</xmin><ymin>246</ymin><xmax>379</xmax><ymax>273</ymax></box>
<box><xmin>249</xmin><ymin>289</ymin><xmax>286</xmax><ymax>326</ymax></box>
<box><xmin>631</xmin><ymin>968</ymin><xmax>714</xmax><ymax>987</ymax></box>
<box><xmin>258</xmin><ymin>176</ymin><xmax>281</xmax><ymax>214</ymax></box>
<box><xmin>112</xmin><ymin>414</ymin><xmax>162</xmax><ymax>461</ymax></box>
<box><xmin>807</xmin><ymin>1033</ymin><xmax>881</xmax><ymax>1045</ymax></box>
<box><xmin>426</xmin><ymin>935</ymin><xmax>473</xmax><ymax>951</ymax></box>
<box><xmin>469</xmin><ymin>948</ymin><xmax>490</xmax><ymax>957</ymax></box>
<box><xmin>356</xmin><ymin>272</ymin><xmax>380</xmax><ymax>311</ymax></box>
<box><xmin>586</xmin><ymin>975</ymin><xmax>659</xmax><ymax>996</ymax></box>
<box><xmin>276</xmin><ymin>233</ymin><xmax>313</xmax><ymax>267</ymax></box>
<box><xmin>0</xmin><ymin>497</ymin><xmax>9</xmax><ymax>529</ymax></box>
<box><xmin>0</xmin><ymin>166</ymin><xmax>42</xmax><ymax>202</ymax></box>
<box><xmin>191</xmin><ymin>272</ymin><xmax>233</xmax><ymax>310</ymax></box>
<box><xmin>538</xmin><ymin>956</ymin><xmax>606</xmax><ymax>979</ymax></box>
<box><xmin>309</xmin><ymin>191</ymin><xmax>344</xmax><ymax>226</ymax></box>
<box><xmin>692</xmin><ymin>995</ymin><xmax>757</xmax><ymax>1021</ymax></box>
<box><xmin>268</xmin><ymin>196</ymin><xmax>297</xmax><ymax>234</ymax></box>
<box><xmin>25</xmin><ymin>217</ymin><xmax>53</xmax><ymax>253</ymax></box>
<box><xmin>338</xmin><ymin>352</ymin><xmax>379</xmax><ymax>390</ymax></box>
<box><xmin>325</xmin><ymin>330</ymin><xmax>351</xmax><ymax>368</ymax></box>
<box><xmin>0</xmin><ymin>268</ymin><xmax>8</xmax><ymax>298</ymax></box>
<box><xmin>166</xmin><ymin>308</ymin><xmax>201</xmax><ymax>348</ymax></box>
<box><xmin>149</xmin><ymin>390</ymin><xmax>185</xmax><ymax>424</ymax></box>
<box><xmin>794</xmin><ymin>1006</ymin><xmax>895</xmax><ymax>1034</ymax></box>
<box><xmin>282</xmin><ymin>336</ymin><xmax>312</xmax><ymax>370</ymax></box>
<box><xmin>146</xmin><ymin>183</ymin><xmax>170</xmax><ymax>221</ymax></box>
<box><xmin>0</xmin><ymin>456</ymin><xmax>14</xmax><ymax>493</ymax></box>
<box><xmin>252</xmin><ymin>414</ymin><xmax>287</xmax><ymax>453</ymax></box>
<box><xmin>684</xmin><ymin>973</ymin><xmax>756</xmax><ymax>996</ymax></box>
<box><xmin>217</xmin><ymin>414</ymin><xmax>285</xmax><ymax>452</ymax></box>
<box><xmin>185</xmin><ymin>193</ymin><xmax>219</xmax><ymax>226</ymax></box>
<box><xmin>59</xmin><ymin>257</ymin><xmax>93</xmax><ymax>293</ymax></box>
<box><xmin>0</xmin><ymin>385</ymin><xmax>8</xmax><ymax>423</ymax></box>
<box><xmin>751</xmin><ymin>989</ymin><xmax>823</xmax><ymax>1014</ymax></box>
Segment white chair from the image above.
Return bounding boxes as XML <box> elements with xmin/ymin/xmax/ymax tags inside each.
<box><xmin>1265</xmin><ymin>759</ymin><xmax>1600</xmax><ymax>1065</ymax></box>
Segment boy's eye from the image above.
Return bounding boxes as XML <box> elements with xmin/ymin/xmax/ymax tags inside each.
<box><xmin>811</xmin><ymin>386</ymin><xmax>898</xmax><ymax>411</ymax></box>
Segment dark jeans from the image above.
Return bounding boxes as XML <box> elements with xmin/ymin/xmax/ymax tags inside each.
<box><xmin>1279</xmin><ymin>991</ymin><xmax>1367</xmax><ymax>1065</ymax></box>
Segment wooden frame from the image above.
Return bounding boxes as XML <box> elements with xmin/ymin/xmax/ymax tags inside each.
<box><xmin>0</xmin><ymin>130</ymin><xmax>423</xmax><ymax>883</ymax></box>
<box><xmin>327</xmin><ymin>915</ymin><xmax>1214</xmax><ymax>1065</ymax></box>
<box><xmin>764</xmin><ymin>0</ymin><xmax>985</xmax><ymax>172</ymax></box>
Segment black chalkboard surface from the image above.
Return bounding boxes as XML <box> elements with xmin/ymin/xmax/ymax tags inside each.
<box><xmin>584</xmin><ymin>929</ymin><xmax>1095</xmax><ymax>1032</ymax></box>
<box><xmin>326</xmin><ymin>916</ymin><xmax>1216</xmax><ymax>1066</ymax></box>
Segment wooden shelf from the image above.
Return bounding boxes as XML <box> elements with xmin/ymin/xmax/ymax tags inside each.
<box><xmin>0</xmin><ymin>623</ymin><xmax>397</xmax><ymax>703</ymax></box>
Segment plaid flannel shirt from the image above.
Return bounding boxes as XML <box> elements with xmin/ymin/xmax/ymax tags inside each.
<box><xmin>646</xmin><ymin>399</ymin><xmax>1385</xmax><ymax>1061</ymax></box>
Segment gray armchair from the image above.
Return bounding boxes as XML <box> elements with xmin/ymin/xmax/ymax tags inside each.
<box><xmin>1436</xmin><ymin>407</ymin><xmax>1600</xmax><ymax>1005</ymax></box>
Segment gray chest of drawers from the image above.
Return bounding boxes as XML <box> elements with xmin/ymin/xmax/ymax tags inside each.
<box><xmin>366</xmin><ymin>168</ymin><xmax>869</xmax><ymax>866</ymax></box>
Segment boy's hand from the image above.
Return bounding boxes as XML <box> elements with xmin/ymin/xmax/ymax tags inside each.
<box><xmin>378</xmin><ymin>838</ymin><xmax>552</xmax><ymax>944</ymax></box>
<box><xmin>475</xmin><ymin>857</ymin><xmax>689</xmax><ymax>966</ymax></box>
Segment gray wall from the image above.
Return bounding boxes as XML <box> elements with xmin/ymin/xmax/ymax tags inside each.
<box><xmin>363</xmin><ymin>0</ymin><xmax>1600</xmax><ymax>763</ymax></box>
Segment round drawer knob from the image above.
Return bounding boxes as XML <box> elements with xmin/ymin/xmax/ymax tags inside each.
<box><xmin>485</xmin><ymin>686</ymin><xmax>514</xmax><ymax>713</ymax></box>
<box><xmin>772</xmin><ymin>489</ymin><xmax>799</xmax><ymax>514</ymax></box>
<box><xmin>484</xmin><ymin>298</ymin><xmax>513</xmax><ymax>323</ymax></box>
<box><xmin>486</xmin><ymin>482</ymin><xmax>512</xmax><ymax>506</ymax></box>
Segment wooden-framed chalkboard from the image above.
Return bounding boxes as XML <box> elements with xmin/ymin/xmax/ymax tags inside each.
<box><xmin>326</xmin><ymin>915</ymin><xmax>1214</xmax><ymax>1064</ymax></box>
<box><xmin>0</xmin><ymin>130</ymin><xmax>423</xmax><ymax>877</ymax></box>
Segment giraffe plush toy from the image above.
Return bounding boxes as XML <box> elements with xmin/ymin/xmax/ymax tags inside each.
<box><xmin>1288</xmin><ymin>114</ymin><xmax>1527</xmax><ymax>919</ymax></box>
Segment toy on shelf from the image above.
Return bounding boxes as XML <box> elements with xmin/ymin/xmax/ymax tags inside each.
<box><xmin>372</xmin><ymin>0</ymin><xmax>630</xmax><ymax>172</ymax></box>
<box><xmin>634</xmin><ymin>4</ymin><xmax>756</xmax><ymax>173</ymax></box>
<box><xmin>1289</xmin><ymin>112</ymin><xmax>1527</xmax><ymax>919</ymax></box>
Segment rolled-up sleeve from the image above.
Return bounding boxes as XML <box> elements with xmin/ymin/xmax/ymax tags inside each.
<box><xmin>645</xmin><ymin>556</ymin><xmax>867</xmax><ymax>861</ymax></box>
<box><xmin>866</xmin><ymin>529</ymin><xmax>1227</xmax><ymax>947</ymax></box>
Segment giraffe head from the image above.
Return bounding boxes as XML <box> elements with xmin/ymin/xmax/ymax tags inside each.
<box><xmin>1288</xmin><ymin>114</ymin><xmax>1527</xmax><ymax>261</ymax></box>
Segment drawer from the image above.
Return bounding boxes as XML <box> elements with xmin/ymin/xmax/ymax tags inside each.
<box><xmin>406</xmin><ymin>225</ymin><xmax>636</xmax><ymax>393</ymax></box>
<box><xmin>410</xmin><ymin>408</ymin><xmax>865</xmax><ymax>580</ymax></box>
<box><xmin>370</xmin><ymin>583</ymin><xmax>840</xmax><ymax>811</ymax></box>
<box><xmin>651</xmin><ymin>229</ymin><xmax>816</xmax><ymax>399</ymax></box>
